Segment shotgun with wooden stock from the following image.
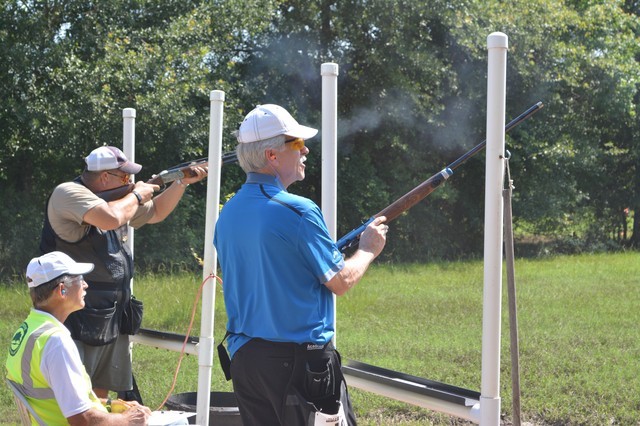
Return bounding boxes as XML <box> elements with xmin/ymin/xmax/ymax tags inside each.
<box><xmin>96</xmin><ymin>151</ymin><xmax>238</xmax><ymax>202</ymax></box>
<box><xmin>336</xmin><ymin>101</ymin><xmax>544</xmax><ymax>252</ymax></box>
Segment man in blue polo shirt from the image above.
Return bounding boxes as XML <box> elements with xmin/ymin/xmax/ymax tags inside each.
<box><xmin>214</xmin><ymin>104</ymin><xmax>388</xmax><ymax>425</ymax></box>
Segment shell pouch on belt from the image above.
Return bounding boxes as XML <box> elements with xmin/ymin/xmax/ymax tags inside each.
<box><xmin>281</xmin><ymin>344</ymin><xmax>353</xmax><ymax>426</ymax></box>
<box><xmin>65</xmin><ymin>301</ymin><xmax>119</xmax><ymax>346</ymax></box>
<box><xmin>65</xmin><ymin>282</ymin><xmax>121</xmax><ymax>346</ymax></box>
<box><xmin>120</xmin><ymin>295</ymin><xmax>143</xmax><ymax>335</ymax></box>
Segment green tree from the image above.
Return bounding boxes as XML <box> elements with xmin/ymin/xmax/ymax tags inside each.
<box><xmin>0</xmin><ymin>0</ymin><xmax>277</xmax><ymax>275</ymax></box>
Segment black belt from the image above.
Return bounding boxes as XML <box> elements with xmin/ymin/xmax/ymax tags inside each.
<box><xmin>217</xmin><ymin>332</ymin><xmax>334</xmax><ymax>381</ymax></box>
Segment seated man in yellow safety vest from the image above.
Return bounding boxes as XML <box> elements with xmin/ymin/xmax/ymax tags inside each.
<box><xmin>6</xmin><ymin>251</ymin><xmax>151</xmax><ymax>425</ymax></box>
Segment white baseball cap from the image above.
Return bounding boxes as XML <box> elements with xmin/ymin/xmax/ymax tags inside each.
<box><xmin>236</xmin><ymin>104</ymin><xmax>318</xmax><ymax>144</ymax></box>
<box><xmin>85</xmin><ymin>146</ymin><xmax>142</xmax><ymax>174</ymax></box>
<box><xmin>26</xmin><ymin>252</ymin><xmax>94</xmax><ymax>288</ymax></box>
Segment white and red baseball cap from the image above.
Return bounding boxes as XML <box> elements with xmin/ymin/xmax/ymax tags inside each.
<box><xmin>85</xmin><ymin>146</ymin><xmax>142</xmax><ymax>174</ymax></box>
<box><xmin>26</xmin><ymin>252</ymin><xmax>94</xmax><ymax>288</ymax></box>
<box><xmin>236</xmin><ymin>104</ymin><xmax>318</xmax><ymax>144</ymax></box>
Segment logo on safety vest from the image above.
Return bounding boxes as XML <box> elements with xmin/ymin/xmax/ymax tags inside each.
<box><xmin>9</xmin><ymin>323</ymin><xmax>28</xmax><ymax>356</ymax></box>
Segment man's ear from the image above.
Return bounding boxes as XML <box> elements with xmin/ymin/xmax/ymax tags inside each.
<box><xmin>97</xmin><ymin>171</ymin><xmax>109</xmax><ymax>187</ymax></box>
<box><xmin>265</xmin><ymin>149</ymin><xmax>278</xmax><ymax>164</ymax></box>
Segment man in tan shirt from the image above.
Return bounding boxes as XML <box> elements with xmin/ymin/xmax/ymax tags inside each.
<box><xmin>40</xmin><ymin>146</ymin><xmax>207</xmax><ymax>400</ymax></box>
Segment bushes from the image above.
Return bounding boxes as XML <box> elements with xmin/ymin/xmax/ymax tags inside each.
<box><xmin>0</xmin><ymin>189</ymin><xmax>44</xmax><ymax>280</ymax></box>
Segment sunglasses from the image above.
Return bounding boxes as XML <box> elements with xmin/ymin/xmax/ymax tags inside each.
<box><xmin>106</xmin><ymin>171</ymin><xmax>131</xmax><ymax>185</ymax></box>
<box><xmin>285</xmin><ymin>138</ymin><xmax>305</xmax><ymax>151</ymax></box>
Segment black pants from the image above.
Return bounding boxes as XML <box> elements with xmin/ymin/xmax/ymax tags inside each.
<box><xmin>230</xmin><ymin>338</ymin><xmax>356</xmax><ymax>426</ymax></box>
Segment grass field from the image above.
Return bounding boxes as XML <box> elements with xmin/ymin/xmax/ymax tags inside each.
<box><xmin>1</xmin><ymin>252</ymin><xmax>638</xmax><ymax>425</ymax></box>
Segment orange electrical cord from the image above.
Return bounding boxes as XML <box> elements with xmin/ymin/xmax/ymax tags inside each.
<box><xmin>155</xmin><ymin>273</ymin><xmax>223</xmax><ymax>411</ymax></box>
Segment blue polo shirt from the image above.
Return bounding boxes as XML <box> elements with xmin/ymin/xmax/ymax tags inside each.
<box><xmin>214</xmin><ymin>173</ymin><xmax>345</xmax><ymax>358</ymax></box>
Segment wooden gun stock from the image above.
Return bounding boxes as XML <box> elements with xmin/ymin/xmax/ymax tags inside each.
<box><xmin>96</xmin><ymin>183</ymin><xmax>135</xmax><ymax>202</ymax></box>
<box><xmin>336</xmin><ymin>101</ymin><xmax>543</xmax><ymax>252</ymax></box>
<box><xmin>335</xmin><ymin>168</ymin><xmax>453</xmax><ymax>251</ymax></box>
<box><xmin>375</xmin><ymin>168</ymin><xmax>452</xmax><ymax>223</ymax></box>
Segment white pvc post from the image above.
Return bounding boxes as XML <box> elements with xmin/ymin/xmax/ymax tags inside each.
<box><xmin>122</xmin><ymin>108</ymin><xmax>136</xmax><ymax>261</ymax></box>
<box><xmin>480</xmin><ymin>32</ymin><xmax>508</xmax><ymax>426</ymax></box>
<box><xmin>196</xmin><ymin>90</ymin><xmax>225</xmax><ymax>426</ymax></box>
<box><xmin>122</xmin><ymin>107</ymin><xmax>138</xmax><ymax>391</ymax></box>
<box><xmin>321</xmin><ymin>63</ymin><xmax>339</xmax><ymax>345</ymax></box>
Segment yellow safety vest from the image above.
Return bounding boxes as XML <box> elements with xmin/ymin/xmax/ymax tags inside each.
<box><xmin>6</xmin><ymin>309</ymin><xmax>105</xmax><ymax>425</ymax></box>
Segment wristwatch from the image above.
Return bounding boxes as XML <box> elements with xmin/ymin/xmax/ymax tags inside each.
<box><xmin>131</xmin><ymin>190</ymin><xmax>143</xmax><ymax>205</ymax></box>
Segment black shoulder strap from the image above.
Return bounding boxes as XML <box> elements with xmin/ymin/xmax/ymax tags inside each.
<box><xmin>217</xmin><ymin>330</ymin><xmax>232</xmax><ymax>381</ymax></box>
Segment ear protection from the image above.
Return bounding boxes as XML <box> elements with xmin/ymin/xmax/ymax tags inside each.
<box><xmin>61</xmin><ymin>289</ymin><xmax>66</xmax><ymax>295</ymax></box>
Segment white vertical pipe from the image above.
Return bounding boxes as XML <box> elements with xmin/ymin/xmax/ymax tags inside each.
<box><xmin>122</xmin><ymin>108</ymin><xmax>136</xmax><ymax>262</ymax></box>
<box><xmin>196</xmin><ymin>90</ymin><xmax>225</xmax><ymax>426</ymax></box>
<box><xmin>480</xmin><ymin>32</ymin><xmax>508</xmax><ymax>426</ymax></box>
<box><xmin>122</xmin><ymin>107</ymin><xmax>137</xmax><ymax>389</ymax></box>
<box><xmin>321</xmin><ymin>62</ymin><xmax>339</xmax><ymax>345</ymax></box>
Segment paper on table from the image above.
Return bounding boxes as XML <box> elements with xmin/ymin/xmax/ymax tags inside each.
<box><xmin>148</xmin><ymin>410</ymin><xmax>195</xmax><ymax>426</ymax></box>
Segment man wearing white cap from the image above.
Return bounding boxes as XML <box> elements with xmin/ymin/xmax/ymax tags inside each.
<box><xmin>39</xmin><ymin>145</ymin><xmax>207</xmax><ymax>400</ymax></box>
<box><xmin>214</xmin><ymin>104</ymin><xmax>388</xmax><ymax>425</ymax></box>
<box><xmin>6</xmin><ymin>252</ymin><xmax>151</xmax><ymax>425</ymax></box>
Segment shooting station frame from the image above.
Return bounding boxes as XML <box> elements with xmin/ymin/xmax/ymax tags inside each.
<box><xmin>126</xmin><ymin>32</ymin><xmax>511</xmax><ymax>425</ymax></box>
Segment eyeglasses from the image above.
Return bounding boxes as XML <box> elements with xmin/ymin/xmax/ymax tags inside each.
<box><xmin>63</xmin><ymin>275</ymin><xmax>84</xmax><ymax>286</ymax></box>
<box><xmin>285</xmin><ymin>138</ymin><xmax>305</xmax><ymax>151</ymax></box>
<box><xmin>106</xmin><ymin>171</ymin><xmax>131</xmax><ymax>185</ymax></box>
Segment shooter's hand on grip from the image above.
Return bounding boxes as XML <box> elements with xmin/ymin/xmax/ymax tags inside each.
<box><xmin>131</xmin><ymin>180</ymin><xmax>160</xmax><ymax>204</ymax></box>
<box><xmin>326</xmin><ymin>216</ymin><xmax>388</xmax><ymax>296</ymax></box>
<box><xmin>358</xmin><ymin>216</ymin><xmax>388</xmax><ymax>258</ymax></box>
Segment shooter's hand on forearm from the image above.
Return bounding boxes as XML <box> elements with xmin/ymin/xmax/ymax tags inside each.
<box><xmin>178</xmin><ymin>164</ymin><xmax>208</xmax><ymax>185</ymax></box>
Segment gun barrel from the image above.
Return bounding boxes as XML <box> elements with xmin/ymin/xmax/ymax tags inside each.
<box><xmin>447</xmin><ymin>101</ymin><xmax>543</xmax><ymax>171</ymax></box>
<box><xmin>223</xmin><ymin>151</ymin><xmax>238</xmax><ymax>164</ymax></box>
<box><xmin>147</xmin><ymin>151</ymin><xmax>239</xmax><ymax>186</ymax></box>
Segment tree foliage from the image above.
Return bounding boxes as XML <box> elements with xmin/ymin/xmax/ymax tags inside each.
<box><xmin>1</xmin><ymin>0</ymin><xmax>639</xmax><ymax>278</ymax></box>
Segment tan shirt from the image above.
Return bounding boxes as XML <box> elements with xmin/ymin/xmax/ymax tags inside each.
<box><xmin>48</xmin><ymin>181</ymin><xmax>154</xmax><ymax>242</ymax></box>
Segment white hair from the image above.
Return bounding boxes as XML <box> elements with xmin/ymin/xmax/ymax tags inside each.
<box><xmin>237</xmin><ymin>134</ymin><xmax>286</xmax><ymax>173</ymax></box>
